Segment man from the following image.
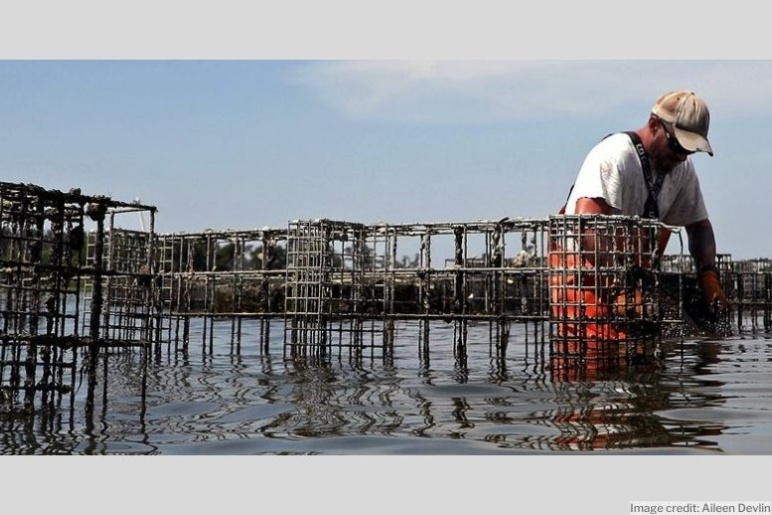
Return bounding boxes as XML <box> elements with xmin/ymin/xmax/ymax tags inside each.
<box><xmin>551</xmin><ymin>90</ymin><xmax>727</xmax><ymax>352</ymax></box>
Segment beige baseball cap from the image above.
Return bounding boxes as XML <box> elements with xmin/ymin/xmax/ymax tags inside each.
<box><xmin>652</xmin><ymin>90</ymin><xmax>713</xmax><ymax>156</ymax></box>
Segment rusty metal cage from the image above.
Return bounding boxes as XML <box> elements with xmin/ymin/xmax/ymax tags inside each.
<box><xmin>0</xmin><ymin>182</ymin><xmax>156</xmax><ymax>411</ymax></box>
<box><xmin>157</xmin><ymin>228</ymin><xmax>288</xmax><ymax>314</ymax></box>
<box><xmin>730</xmin><ymin>258</ymin><xmax>772</xmax><ymax>332</ymax></box>
<box><xmin>154</xmin><ymin>228</ymin><xmax>288</xmax><ymax>350</ymax></box>
<box><xmin>284</xmin><ymin>219</ymin><xmax>370</xmax><ymax>347</ymax></box>
<box><xmin>282</xmin><ymin>218</ymin><xmax>553</xmax><ymax>350</ymax></box>
<box><xmin>547</xmin><ymin>214</ymin><xmax>684</xmax><ymax>365</ymax></box>
<box><xmin>81</xmin><ymin>205</ymin><xmax>159</xmax><ymax>344</ymax></box>
<box><xmin>6</xmin><ymin>180</ymin><xmax>772</xmax><ymax>418</ymax></box>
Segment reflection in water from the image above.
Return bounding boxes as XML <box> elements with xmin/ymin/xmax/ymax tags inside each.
<box><xmin>1</xmin><ymin>318</ymin><xmax>766</xmax><ymax>454</ymax></box>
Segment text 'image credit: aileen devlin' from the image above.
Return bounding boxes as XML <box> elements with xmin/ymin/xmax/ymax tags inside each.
<box><xmin>630</xmin><ymin>502</ymin><xmax>772</xmax><ymax>514</ymax></box>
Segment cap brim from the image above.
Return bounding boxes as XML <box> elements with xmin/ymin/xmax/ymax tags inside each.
<box><xmin>674</xmin><ymin>127</ymin><xmax>714</xmax><ymax>156</ymax></box>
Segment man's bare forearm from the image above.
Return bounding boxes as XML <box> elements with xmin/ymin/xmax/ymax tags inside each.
<box><xmin>686</xmin><ymin>218</ymin><xmax>717</xmax><ymax>271</ymax></box>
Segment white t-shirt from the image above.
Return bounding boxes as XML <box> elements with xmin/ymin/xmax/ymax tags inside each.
<box><xmin>564</xmin><ymin>133</ymin><xmax>708</xmax><ymax>226</ymax></box>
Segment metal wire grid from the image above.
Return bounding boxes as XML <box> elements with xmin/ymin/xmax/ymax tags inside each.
<box><xmin>6</xmin><ymin>181</ymin><xmax>772</xmax><ymax>364</ymax></box>
<box><xmin>729</xmin><ymin>258</ymin><xmax>772</xmax><ymax>332</ymax></box>
<box><xmin>547</xmin><ymin>215</ymin><xmax>682</xmax><ymax>364</ymax></box>
<box><xmin>80</xmin><ymin>206</ymin><xmax>158</xmax><ymax>344</ymax></box>
<box><xmin>0</xmin><ymin>182</ymin><xmax>156</xmax><ymax>410</ymax></box>
<box><xmin>281</xmin><ymin>219</ymin><xmax>555</xmax><ymax>349</ymax></box>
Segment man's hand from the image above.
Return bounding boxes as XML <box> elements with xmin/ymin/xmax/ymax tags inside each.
<box><xmin>699</xmin><ymin>268</ymin><xmax>728</xmax><ymax>313</ymax></box>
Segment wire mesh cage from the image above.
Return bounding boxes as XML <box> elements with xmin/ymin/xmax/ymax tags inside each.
<box><xmin>0</xmin><ymin>182</ymin><xmax>156</xmax><ymax>410</ymax></box>
<box><xmin>80</xmin><ymin>205</ymin><xmax>159</xmax><ymax>344</ymax></box>
<box><xmin>156</xmin><ymin>228</ymin><xmax>287</xmax><ymax>315</ymax></box>
<box><xmin>6</xmin><ymin>180</ymin><xmax>772</xmax><ymax>417</ymax></box>
<box><xmin>729</xmin><ymin>258</ymin><xmax>772</xmax><ymax>332</ymax></box>
<box><xmin>284</xmin><ymin>219</ymin><xmax>370</xmax><ymax>346</ymax></box>
<box><xmin>547</xmin><ymin>214</ymin><xmax>678</xmax><ymax>366</ymax></box>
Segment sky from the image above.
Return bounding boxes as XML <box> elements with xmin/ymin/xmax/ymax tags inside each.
<box><xmin>1</xmin><ymin>60</ymin><xmax>768</xmax><ymax>258</ymax></box>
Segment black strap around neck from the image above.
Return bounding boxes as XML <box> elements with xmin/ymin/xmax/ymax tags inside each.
<box><xmin>624</xmin><ymin>131</ymin><xmax>662</xmax><ymax>219</ymax></box>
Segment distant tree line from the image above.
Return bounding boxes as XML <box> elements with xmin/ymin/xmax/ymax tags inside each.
<box><xmin>174</xmin><ymin>240</ymin><xmax>288</xmax><ymax>272</ymax></box>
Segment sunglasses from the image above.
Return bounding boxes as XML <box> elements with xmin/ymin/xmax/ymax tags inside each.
<box><xmin>658</xmin><ymin>118</ymin><xmax>694</xmax><ymax>156</ymax></box>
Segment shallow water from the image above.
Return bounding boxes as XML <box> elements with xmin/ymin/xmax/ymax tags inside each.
<box><xmin>2</xmin><ymin>319</ymin><xmax>772</xmax><ymax>455</ymax></box>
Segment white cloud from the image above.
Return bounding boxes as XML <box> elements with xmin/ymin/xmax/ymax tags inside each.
<box><xmin>292</xmin><ymin>61</ymin><xmax>772</xmax><ymax>123</ymax></box>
